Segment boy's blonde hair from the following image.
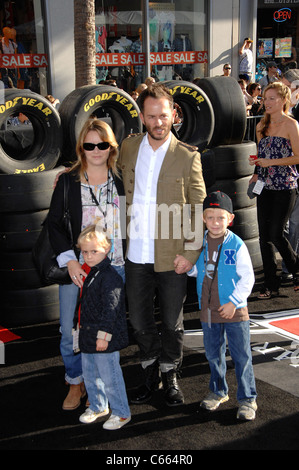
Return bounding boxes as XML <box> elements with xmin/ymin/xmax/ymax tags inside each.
<box><xmin>77</xmin><ymin>225</ymin><xmax>111</xmax><ymax>252</ymax></box>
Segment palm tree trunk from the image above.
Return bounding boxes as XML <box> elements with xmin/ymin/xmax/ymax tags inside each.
<box><xmin>74</xmin><ymin>0</ymin><xmax>96</xmax><ymax>88</ymax></box>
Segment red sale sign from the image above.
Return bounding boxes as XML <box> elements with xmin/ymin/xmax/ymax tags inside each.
<box><xmin>0</xmin><ymin>54</ymin><xmax>48</xmax><ymax>68</ymax></box>
<box><xmin>96</xmin><ymin>51</ymin><xmax>208</xmax><ymax>67</ymax></box>
<box><xmin>0</xmin><ymin>51</ymin><xmax>208</xmax><ymax>69</ymax></box>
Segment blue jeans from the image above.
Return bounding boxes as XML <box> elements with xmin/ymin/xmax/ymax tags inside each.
<box><xmin>201</xmin><ymin>321</ymin><xmax>257</xmax><ymax>403</ymax></box>
<box><xmin>59</xmin><ymin>282</ymin><xmax>82</xmax><ymax>384</ymax></box>
<box><xmin>112</xmin><ymin>264</ymin><xmax>125</xmax><ymax>283</ymax></box>
<box><xmin>82</xmin><ymin>351</ymin><xmax>131</xmax><ymax>418</ymax></box>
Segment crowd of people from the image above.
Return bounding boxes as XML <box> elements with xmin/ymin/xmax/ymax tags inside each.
<box><xmin>41</xmin><ymin>41</ymin><xmax>299</xmax><ymax>432</ymax></box>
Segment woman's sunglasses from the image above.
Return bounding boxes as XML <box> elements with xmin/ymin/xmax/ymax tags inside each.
<box><xmin>83</xmin><ymin>142</ymin><xmax>110</xmax><ymax>151</ymax></box>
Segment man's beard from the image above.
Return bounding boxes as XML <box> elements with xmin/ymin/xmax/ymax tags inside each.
<box><xmin>146</xmin><ymin>122</ymin><xmax>172</xmax><ymax>141</ymax></box>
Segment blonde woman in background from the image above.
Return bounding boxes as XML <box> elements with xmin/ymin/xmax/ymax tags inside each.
<box><xmin>249</xmin><ymin>82</ymin><xmax>299</xmax><ymax>298</ymax></box>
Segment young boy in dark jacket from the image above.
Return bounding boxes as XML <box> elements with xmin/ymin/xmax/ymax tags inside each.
<box><xmin>76</xmin><ymin>225</ymin><xmax>131</xmax><ymax>430</ymax></box>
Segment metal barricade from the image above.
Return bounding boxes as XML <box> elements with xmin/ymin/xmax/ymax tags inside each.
<box><xmin>244</xmin><ymin>115</ymin><xmax>262</xmax><ymax>142</ymax></box>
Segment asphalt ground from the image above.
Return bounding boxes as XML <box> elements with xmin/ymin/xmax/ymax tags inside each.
<box><xmin>1</xmin><ymin>265</ymin><xmax>299</xmax><ymax>457</ymax></box>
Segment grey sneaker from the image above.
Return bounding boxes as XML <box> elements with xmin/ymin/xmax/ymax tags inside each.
<box><xmin>237</xmin><ymin>400</ymin><xmax>257</xmax><ymax>421</ymax></box>
<box><xmin>200</xmin><ymin>392</ymin><xmax>229</xmax><ymax>411</ymax></box>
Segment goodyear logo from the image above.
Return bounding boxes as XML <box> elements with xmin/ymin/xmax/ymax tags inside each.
<box><xmin>14</xmin><ymin>163</ymin><xmax>46</xmax><ymax>174</ymax></box>
<box><xmin>169</xmin><ymin>86</ymin><xmax>205</xmax><ymax>104</ymax></box>
<box><xmin>83</xmin><ymin>91</ymin><xmax>138</xmax><ymax>118</ymax></box>
<box><xmin>0</xmin><ymin>96</ymin><xmax>52</xmax><ymax>116</ymax></box>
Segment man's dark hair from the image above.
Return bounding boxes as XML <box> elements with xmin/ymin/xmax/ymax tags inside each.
<box><xmin>138</xmin><ymin>82</ymin><xmax>174</xmax><ymax>113</ymax></box>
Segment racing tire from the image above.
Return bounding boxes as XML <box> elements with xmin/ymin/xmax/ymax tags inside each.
<box><xmin>196</xmin><ymin>77</ymin><xmax>247</xmax><ymax>148</ymax></box>
<box><xmin>59</xmin><ymin>85</ymin><xmax>142</xmax><ymax>162</ymax></box>
<box><xmin>0</xmin><ymin>251</ymin><xmax>44</xmax><ymax>289</ymax></box>
<box><xmin>163</xmin><ymin>80</ymin><xmax>215</xmax><ymax>152</ymax></box>
<box><xmin>0</xmin><ymin>166</ymin><xmax>65</xmax><ymax>212</ymax></box>
<box><xmin>213</xmin><ymin>141</ymin><xmax>257</xmax><ymax>180</ymax></box>
<box><xmin>207</xmin><ymin>176</ymin><xmax>256</xmax><ymax>210</ymax></box>
<box><xmin>1</xmin><ymin>284</ymin><xmax>60</xmax><ymax>326</ymax></box>
<box><xmin>230</xmin><ymin>205</ymin><xmax>259</xmax><ymax>240</ymax></box>
<box><xmin>0</xmin><ymin>89</ymin><xmax>62</xmax><ymax>174</ymax></box>
<box><xmin>0</xmin><ymin>209</ymin><xmax>48</xmax><ymax>252</ymax></box>
<box><xmin>244</xmin><ymin>237</ymin><xmax>263</xmax><ymax>269</ymax></box>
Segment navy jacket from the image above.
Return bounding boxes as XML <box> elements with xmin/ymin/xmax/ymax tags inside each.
<box><xmin>79</xmin><ymin>257</ymin><xmax>129</xmax><ymax>354</ymax></box>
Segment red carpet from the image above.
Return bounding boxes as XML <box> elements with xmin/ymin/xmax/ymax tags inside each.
<box><xmin>270</xmin><ymin>317</ymin><xmax>299</xmax><ymax>336</ymax></box>
<box><xmin>0</xmin><ymin>326</ymin><xmax>21</xmax><ymax>343</ymax></box>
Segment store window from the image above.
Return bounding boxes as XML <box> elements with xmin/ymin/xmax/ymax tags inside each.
<box><xmin>94</xmin><ymin>0</ymin><xmax>207</xmax><ymax>94</ymax></box>
<box><xmin>257</xmin><ymin>0</ymin><xmax>299</xmax><ymax>81</ymax></box>
<box><xmin>148</xmin><ymin>1</ymin><xmax>208</xmax><ymax>83</ymax></box>
<box><xmin>0</xmin><ymin>0</ymin><xmax>48</xmax><ymax>94</ymax></box>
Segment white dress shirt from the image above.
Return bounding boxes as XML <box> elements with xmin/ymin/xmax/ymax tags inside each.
<box><xmin>127</xmin><ymin>133</ymin><xmax>171</xmax><ymax>264</ymax></box>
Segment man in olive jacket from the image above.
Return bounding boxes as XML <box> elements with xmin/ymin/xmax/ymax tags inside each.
<box><xmin>118</xmin><ymin>83</ymin><xmax>206</xmax><ymax>407</ymax></box>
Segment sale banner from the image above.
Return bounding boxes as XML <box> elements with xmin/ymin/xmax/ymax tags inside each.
<box><xmin>0</xmin><ymin>54</ymin><xmax>48</xmax><ymax>68</ymax></box>
<box><xmin>96</xmin><ymin>51</ymin><xmax>208</xmax><ymax>67</ymax></box>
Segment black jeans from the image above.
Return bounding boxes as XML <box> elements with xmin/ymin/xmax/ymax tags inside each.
<box><xmin>125</xmin><ymin>260</ymin><xmax>187</xmax><ymax>371</ymax></box>
<box><xmin>257</xmin><ymin>188</ymin><xmax>298</xmax><ymax>290</ymax></box>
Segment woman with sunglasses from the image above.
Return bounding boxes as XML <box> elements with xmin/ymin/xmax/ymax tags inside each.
<box><xmin>48</xmin><ymin>118</ymin><xmax>125</xmax><ymax>410</ymax></box>
<box><xmin>247</xmin><ymin>83</ymin><xmax>264</xmax><ymax>116</ymax></box>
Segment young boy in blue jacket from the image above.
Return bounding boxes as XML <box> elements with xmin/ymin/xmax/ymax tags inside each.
<box><xmin>180</xmin><ymin>191</ymin><xmax>257</xmax><ymax>420</ymax></box>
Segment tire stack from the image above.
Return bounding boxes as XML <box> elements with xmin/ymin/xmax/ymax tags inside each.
<box><xmin>0</xmin><ymin>86</ymin><xmax>142</xmax><ymax>326</ymax></box>
<box><xmin>0</xmin><ymin>90</ymin><xmax>65</xmax><ymax>326</ymax></box>
<box><xmin>0</xmin><ymin>169</ymin><xmax>67</xmax><ymax>326</ymax></box>
<box><xmin>194</xmin><ymin>77</ymin><xmax>262</xmax><ymax>269</ymax></box>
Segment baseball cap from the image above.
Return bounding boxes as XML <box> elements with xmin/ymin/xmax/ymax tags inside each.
<box><xmin>267</xmin><ymin>61</ymin><xmax>277</xmax><ymax>69</ymax></box>
<box><xmin>245</xmin><ymin>37</ymin><xmax>253</xmax><ymax>43</ymax></box>
<box><xmin>203</xmin><ymin>191</ymin><xmax>233</xmax><ymax>214</ymax></box>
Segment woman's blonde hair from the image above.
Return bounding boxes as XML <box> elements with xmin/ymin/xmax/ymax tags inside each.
<box><xmin>259</xmin><ymin>82</ymin><xmax>291</xmax><ymax>138</ymax></box>
<box><xmin>70</xmin><ymin>118</ymin><xmax>119</xmax><ymax>180</ymax></box>
<box><xmin>77</xmin><ymin>224</ymin><xmax>111</xmax><ymax>251</ymax></box>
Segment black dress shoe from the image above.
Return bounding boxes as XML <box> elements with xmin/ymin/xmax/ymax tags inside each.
<box><xmin>130</xmin><ymin>384</ymin><xmax>153</xmax><ymax>404</ymax></box>
<box><xmin>162</xmin><ymin>370</ymin><xmax>184</xmax><ymax>407</ymax></box>
<box><xmin>131</xmin><ymin>360</ymin><xmax>162</xmax><ymax>404</ymax></box>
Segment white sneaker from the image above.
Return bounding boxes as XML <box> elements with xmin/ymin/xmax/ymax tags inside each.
<box><xmin>103</xmin><ymin>414</ymin><xmax>131</xmax><ymax>430</ymax></box>
<box><xmin>79</xmin><ymin>407</ymin><xmax>109</xmax><ymax>424</ymax></box>
<box><xmin>237</xmin><ymin>400</ymin><xmax>257</xmax><ymax>421</ymax></box>
<box><xmin>200</xmin><ymin>392</ymin><xmax>229</xmax><ymax>411</ymax></box>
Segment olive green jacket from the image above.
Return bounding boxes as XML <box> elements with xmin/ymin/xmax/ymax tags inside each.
<box><xmin>118</xmin><ymin>132</ymin><xmax>206</xmax><ymax>272</ymax></box>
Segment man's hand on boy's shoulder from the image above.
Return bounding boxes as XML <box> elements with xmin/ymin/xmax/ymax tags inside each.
<box><xmin>218</xmin><ymin>301</ymin><xmax>236</xmax><ymax>320</ymax></box>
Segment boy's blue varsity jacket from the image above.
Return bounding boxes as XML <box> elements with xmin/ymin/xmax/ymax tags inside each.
<box><xmin>188</xmin><ymin>229</ymin><xmax>255</xmax><ymax>309</ymax></box>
